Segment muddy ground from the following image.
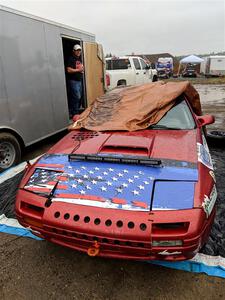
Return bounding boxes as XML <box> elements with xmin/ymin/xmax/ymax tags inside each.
<box><xmin>0</xmin><ymin>232</ymin><xmax>224</xmax><ymax>300</ymax></box>
<box><xmin>0</xmin><ymin>84</ymin><xmax>225</xmax><ymax>299</ymax></box>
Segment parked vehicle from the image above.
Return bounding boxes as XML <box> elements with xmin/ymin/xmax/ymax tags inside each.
<box><xmin>0</xmin><ymin>5</ymin><xmax>105</xmax><ymax>171</ymax></box>
<box><xmin>156</xmin><ymin>57</ymin><xmax>173</xmax><ymax>78</ymax></box>
<box><xmin>182</xmin><ymin>64</ymin><xmax>197</xmax><ymax>78</ymax></box>
<box><xmin>105</xmin><ymin>56</ymin><xmax>158</xmax><ymax>90</ymax></box>
<box><xmin>200</xmin><ymin>56</ymin><xmax>225</xmax><ymax>77</ymax></box>
<box><xmin>16</xmin><ymin>82</ymin><xmax>216</xmax><ymax>261</ymax></box>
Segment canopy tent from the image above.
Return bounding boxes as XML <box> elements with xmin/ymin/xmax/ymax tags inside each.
<box><xmin>178</xmin><ymin>55</ymin><xmax>204</xmax><ymax>75</ymax></box>
<box><xmin>180</xmin><ymin>55</ymin><xmax>204</xmax><ymax>64</ymax></box>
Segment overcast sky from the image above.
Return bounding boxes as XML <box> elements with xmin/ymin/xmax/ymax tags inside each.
<box><xmin>0</xmin><ymin>0</ymin><xmax>224</xmax><ymax>56</ymax></box>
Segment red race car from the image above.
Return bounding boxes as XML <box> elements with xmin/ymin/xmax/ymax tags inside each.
<box><xmin>16</xmin><ymin>82</ymin><xmax>217</xmax><ymax>261</ymax></box>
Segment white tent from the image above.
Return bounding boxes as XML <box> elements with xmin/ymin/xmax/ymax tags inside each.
<box><xmin>178</xmin><ymin>55</ymin><xmax>204</xmax><ymax>75</ymax></box>
<box><xmin>180</xmin><ymin>55</ymin><xmax>204</xmax><ymax>64</ymax></box>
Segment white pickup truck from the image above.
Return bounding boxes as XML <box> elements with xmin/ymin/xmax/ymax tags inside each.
<box><xmin>105</xmin><ymin>56</ymin><xmax>158</xmax><ymax>90</ymax></box>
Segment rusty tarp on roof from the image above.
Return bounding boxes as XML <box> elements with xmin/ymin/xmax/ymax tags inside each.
<box><xmin>70</xmin><ymin>81</ymin><xmax>202</xmax><ymax>132</ymax></box>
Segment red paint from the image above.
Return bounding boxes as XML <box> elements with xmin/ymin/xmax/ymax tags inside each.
<box><xmin>132</xmin><ymin>201</ymin><xmax>148</xmax><ymax>209</ymax></box>
<box><xmin>25</xmin><ymin>187</ymin><xmax>51</xmax><ymax>193</ymax></box>
<box><xmin>47</xmin><ymin>181</ymin><xmax>57</xmax><ymax>185</ymax></box>
<box><xmin>111</xmin><ymin>198</ymin><xmax>127</xmax><ymax>205</ymax></box>
<box><xmin>58</xmin><ymin>176</ymin><xmax>68</xmax><ymax>181</ymax></box>
<box><xmin>35</xmin><ymin>163</ymin><xmax>64</xmax><ymax>168</ymax></box>
<box><xmin>57</xmin><ymin>185</ymin><xmax>68</xmax><ymax>190</ymax></box>
<box><xmin>48</xmin><ymin>130</ymin><xmax>197</xmax><ymax>163</ymax></box>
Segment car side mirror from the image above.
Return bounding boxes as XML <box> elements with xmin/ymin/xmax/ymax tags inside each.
<box><xmin>197</xmin><ymin>115</ymin><xmax>215</xmax><ymax>127</ymax></box>
<box><xmin>145</xmin><ymin>65</ymin><xmax>151</xmax><ymax>70</ymax></box>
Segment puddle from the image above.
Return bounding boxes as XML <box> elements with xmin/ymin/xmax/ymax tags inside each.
<box><xmin>194</xmin><ymin>84</ymin><xmax>225</xmax><ymax>131</ymax></box>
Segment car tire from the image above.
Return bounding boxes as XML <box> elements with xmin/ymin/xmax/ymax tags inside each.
<box><xmin>206</xmin><ymin>130</ymin><xmax>225</xmax><ymax>147</ymax></box>
<box><xmin>0</xmin><ymin>132</ymin><xmax>21</xmax><ymax>171</ymax></box>
<box><xmin>152</xmin><ymin>75</ymin><xmax>158</xmax><ymax>82</ymax></box>
<box><xmin>207</xmin><ymin>130</ymin><xmax>225</xmax><ymax>140</ymax></box>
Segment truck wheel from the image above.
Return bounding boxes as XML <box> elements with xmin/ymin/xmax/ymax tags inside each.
<box><xmin>0</xmin><ymin>132</ymin><xmax>21</xmax><ymax>171</ymax></box>
<box><xmin>152</xmin><ymin>75</ymin><xmax>158</xmax><ymax>82</ymax></box>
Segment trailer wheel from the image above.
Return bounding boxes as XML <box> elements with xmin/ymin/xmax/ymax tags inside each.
<box><xmin>0</xmin><ymin>132</ymin><xmax>21</xmax><ymax>171</ymax></box>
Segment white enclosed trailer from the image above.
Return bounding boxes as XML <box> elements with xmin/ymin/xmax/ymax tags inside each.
<box><xmin>0</xmin><ymin>5</ymin><xmax>105</xmax><ymax>170</ymax></box>
<box><xmin>202</xmin><ymin>56</ymin><xmax>225</xmax><ymax>76</ymax></box>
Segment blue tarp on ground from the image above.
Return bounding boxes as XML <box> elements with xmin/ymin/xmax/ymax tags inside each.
<box><xmin>151</xmin><ymin>260</ymin><xmax>225</xmax><ymax>279</ymax></box>
<box><xmin>0</xmin><ymin>223</ymin><xmax>42</xmax><ymax>240</ymax></box>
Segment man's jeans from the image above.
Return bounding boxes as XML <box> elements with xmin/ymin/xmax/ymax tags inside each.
<box><xmin>69</xmin><ymin>80</ymin><xmax>82</xmax><ymax>116</ymax></box>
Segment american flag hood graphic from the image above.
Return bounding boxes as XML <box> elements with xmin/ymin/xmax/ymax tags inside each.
<box><xmin>24</xmin><ymin>154</ymin><xmax>198</xmax><ymax>211</ymax></box>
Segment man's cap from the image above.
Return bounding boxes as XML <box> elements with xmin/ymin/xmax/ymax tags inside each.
<box><xmin>73</xmin><ymin>44</ymin><xmax>82</xmax><ymax>51</ymax></box>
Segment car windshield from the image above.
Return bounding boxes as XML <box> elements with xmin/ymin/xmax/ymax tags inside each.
<box><xmin>149</xmin><ymin>98</ymin><xmax>196</xmax><ymax>130</ymax></box>
<box><xmin>106</xmin><ymin>59</ymin><xmax>130</xmax><ymax>70</ymax></box>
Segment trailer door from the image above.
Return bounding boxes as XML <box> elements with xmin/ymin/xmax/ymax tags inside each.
<box><xmin>83</xmin><ymin>42</ymin><xmax>105</xmax><ymax>106</ymax></box>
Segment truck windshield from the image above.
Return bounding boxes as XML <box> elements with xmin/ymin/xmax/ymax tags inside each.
<box><xmin>106</xmin><ymin>59</ymin><xmax>130</xmax><ymax>70</ymax></box>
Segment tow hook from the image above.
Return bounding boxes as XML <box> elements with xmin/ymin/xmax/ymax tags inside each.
<box><xmin>87</xmin><ymin>241</ymin><xmax>100</xmax><ymax>257</ymax></box>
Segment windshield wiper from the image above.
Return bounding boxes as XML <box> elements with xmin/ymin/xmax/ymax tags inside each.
<box><xmin>45</xmin><ymin>180</ymin><xmax>60</xmax><ymax>207</ymax></box>
<box><xmin>22</xmin><ymin>181</ymin><xmax>60</xmax><ymax>203</ymax></box>
<box><xmin>21</xmin><ymin>184</ymin><xmax>49</xmax><ymax>197</ymax></box>
<box><xmin>149</xmin><ymin>125</ymin><xmax>182</xmax><ymax>130</ymax></box>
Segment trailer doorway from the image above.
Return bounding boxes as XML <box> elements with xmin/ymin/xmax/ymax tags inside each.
<box><xmin>61</xmin><ymin>37</ymin><xmax>87</xmax><ymax>117</ymax></box>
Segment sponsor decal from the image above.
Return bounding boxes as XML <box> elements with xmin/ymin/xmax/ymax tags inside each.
<box><xmin>209</xmin><ymin>170</ymin><xmax>216</xmax><ymax>182</ymax></box>
<box><xmin>197</xmin><ymin>135</ymin><xmax>213</xmax><ymax>170</ymax></box>
<box><xmin>202</xmin><ymin>185</ymin><xmax>217</xmax><ymax>217</ymax></box>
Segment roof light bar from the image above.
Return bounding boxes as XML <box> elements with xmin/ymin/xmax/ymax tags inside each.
<box><xmin>69</xmin><ymin>154</ymin><xmax>161</xmax><ymax>166</ymax></box>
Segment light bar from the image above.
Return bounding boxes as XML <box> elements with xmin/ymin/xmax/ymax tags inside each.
<box><xmin>69</xmin><ymin>154</ymin><xmax>161</xmax><ymax>166</ymax></box>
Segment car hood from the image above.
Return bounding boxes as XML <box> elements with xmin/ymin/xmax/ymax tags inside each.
<box><xmin>26</xmin><ymin>130</ymin><xmax>198</xmax><ymax>212</ymax></box>
<box><xmin>48</xmin><ymin>129</ymin><xmax>198</xmax><ymax>163</ymax></box>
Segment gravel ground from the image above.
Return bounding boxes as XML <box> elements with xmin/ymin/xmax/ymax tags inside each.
<box><xmin>0</xmin><ymin>232</ymin><xmax>224</xmax><ymax>300</ymax></box>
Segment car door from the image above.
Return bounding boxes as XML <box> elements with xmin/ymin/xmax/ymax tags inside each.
<box><xmin>132</xmin><ymin>57</ymin><xmax>143</xmax><ymax>84</ymax></box>
<box><xmin>139</xmin><ymin>58</ymin><xmax>151</xmax><ymax>83</ymax></box>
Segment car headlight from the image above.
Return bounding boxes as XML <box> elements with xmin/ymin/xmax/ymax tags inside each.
<box><xmin>152</xmin><ymin>181</ymin><xmax>195</xmax><ymax>210</ymax></box>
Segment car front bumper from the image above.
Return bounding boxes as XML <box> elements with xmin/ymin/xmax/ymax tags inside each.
<box><xmin>15</xmin><ymin>189</ymin><xmax>215</xmax><ymax>261</ymax></box>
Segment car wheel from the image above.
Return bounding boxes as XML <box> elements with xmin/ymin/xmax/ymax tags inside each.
<box><xmin>0</xmin><ymin>132</ymin><xmax>21</xmax><ymax>171</ymax></box>
<box><xmin>152</xmin><ymin>75</ymin><xmax>158</xmax><ymax>82</ymax></box>
<box><xmin>207</xmin><ymin>130</ymin><xmax>225</xmax><ymax>140</ymax></box>
<box><xmin>206</xmin><ymin>130</ymin><xmax>225</xmax><ymax>147</ymax></box>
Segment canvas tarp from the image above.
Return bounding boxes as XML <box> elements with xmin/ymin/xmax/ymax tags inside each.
<box><xmin>69</xmin><ymin>81</ymin><xmax>202</xmax><ymax>132</ymax></box>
